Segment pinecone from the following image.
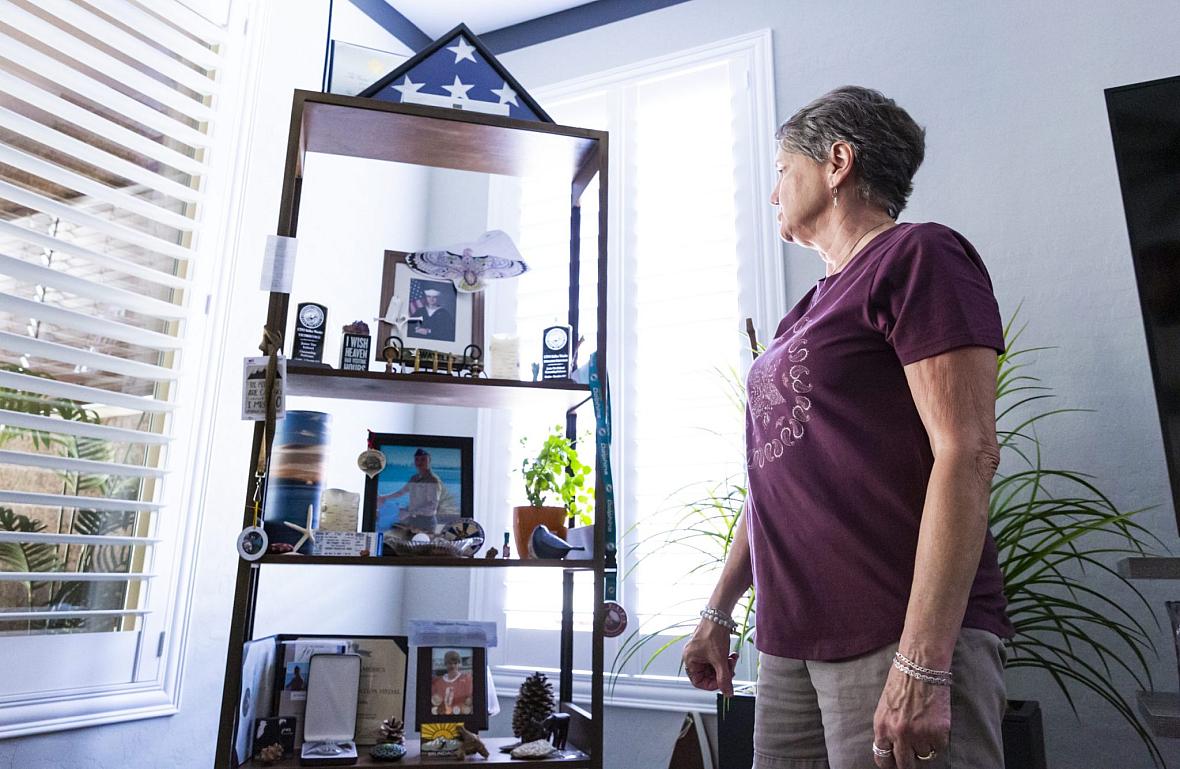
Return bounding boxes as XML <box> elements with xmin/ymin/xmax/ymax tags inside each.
<box><xmin>256</xmin><ymin>743</ymin><xmax>284</xmax><ymax>764</ymax></box>
<box><xmin>512</xmin><ymin>672</ymin><xmax>556</xmax><ymax>742</ymax></box>
<box><xmin>380</xmin><ymin>716</ymin><xmax>405</xmax><ymax>745</ymax></box>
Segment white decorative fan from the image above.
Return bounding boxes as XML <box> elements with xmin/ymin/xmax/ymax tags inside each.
<box><xmin>405</xmin><ymin>230</ymin><xmax>528</xmax><ymax>292</ymax></box>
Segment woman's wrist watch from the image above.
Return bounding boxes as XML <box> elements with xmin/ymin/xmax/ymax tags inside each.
<box><xmin>699</xmin><ymin>606</ymin><xmax>738</xmax><ymax>634</ymax></box>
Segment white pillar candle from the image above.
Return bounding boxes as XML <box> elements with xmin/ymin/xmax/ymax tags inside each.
<box><xmin>489</xmin><ymin>333</ymin><xmax>520</xmax><ymax>379</ymax></box>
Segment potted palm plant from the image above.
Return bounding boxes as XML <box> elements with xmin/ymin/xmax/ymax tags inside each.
<box><xmin>613</xmin><ymin>315</ymin><xmax>1165</xmax><ymax>767</ymax></box>
<box><xmin>515</xmin><ymin>426</ymin><xmax>592</xmax><ymax>558</ymax></box>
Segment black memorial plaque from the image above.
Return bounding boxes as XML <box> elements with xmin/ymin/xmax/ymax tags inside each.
<box><xmin>340</xmin><ymin>332</ymin><xmax>371</xmax><ymax>371</ymax></box>
<box><xmin>293</xmin><ymin>302</ymin><xmax>327</xmax><ymax>364</ymax></box>
<box><xmin>541</xmin><ymin>324</ymin><xmax>572</xmax><ymax>380</ymax></box>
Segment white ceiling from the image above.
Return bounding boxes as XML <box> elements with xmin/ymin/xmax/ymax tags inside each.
<box><xmin>385</xmin><ymin>0</ymin><xmax>599</xmax><ymax>38</ymax></box>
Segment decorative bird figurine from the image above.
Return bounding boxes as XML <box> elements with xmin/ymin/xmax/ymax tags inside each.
<box><xmin>405</xmin><ymin>230</ymin><xmax>528</xmax><ymax>293</ymax></box>
<box><xmin>530</xmin><ymin>525</ymin><xmax>586</xmax><ymax>560</ymax></box>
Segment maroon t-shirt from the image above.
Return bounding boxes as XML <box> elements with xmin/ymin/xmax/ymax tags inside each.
<box><xmin>745</xmin><ymin>222</ymin><xmax>1013</xmax><ymax>661</ymax></box>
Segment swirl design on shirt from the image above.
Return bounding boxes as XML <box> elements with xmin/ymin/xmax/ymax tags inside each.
<box><xmin>751</xmin><ymin>316</ymin><xmax>814</xmax><ymax>469</ymax></box>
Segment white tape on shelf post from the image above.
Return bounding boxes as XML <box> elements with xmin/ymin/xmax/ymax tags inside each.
<box><xmin>261</xmin><ymin>235</ymin><xmax>297</xmax><ymax>293</ymax></box>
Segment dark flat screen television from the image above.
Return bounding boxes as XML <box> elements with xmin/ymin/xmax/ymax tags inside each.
<box><xmin>1106</xmin><ymin>74</ymin><xmax>1180</xmax><ymax>533</ymax></box>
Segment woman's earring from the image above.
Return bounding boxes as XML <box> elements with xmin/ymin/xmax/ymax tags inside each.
<box><xmin>831</xmin><ymin>187</ymin><xmax>839</xmax><ymax>207</ymax></box>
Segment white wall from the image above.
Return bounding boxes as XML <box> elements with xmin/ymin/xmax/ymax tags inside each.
<box><xmin>497</xmin><ymin>1</ymin><xmax>1180</xmax><ymax>767</ymax></box>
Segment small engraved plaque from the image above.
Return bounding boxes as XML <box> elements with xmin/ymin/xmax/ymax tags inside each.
<box><xmin>541</xmin><ymin>324</ymin><xmax>572</xmax><ymax>380</ymax></box>
<box><xmin>293</xmin><ymin>302</ymin><xmax>327</xmax><ymax>363</ymax></box>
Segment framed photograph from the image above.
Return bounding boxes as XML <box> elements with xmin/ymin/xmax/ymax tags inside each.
<box><xmin>326</xmin><ymin>40</ymin><xmax>408</xmax><ymax>97</ymax></box>
<box><xmin>415</xmin><ymin>646</ymin><xmax>488</xmax><ymax>731</ymax></box>
<box><xmin>362</xmin><ymin>433</ymin><xmax>474</xmax><ymax>535</ymax></box>
<box><xmin>379</xmin><ymin>251</ymin><xmax>485</xmax><ymax>356</ymax></box>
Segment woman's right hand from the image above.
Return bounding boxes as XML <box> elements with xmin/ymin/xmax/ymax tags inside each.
<box><xmin>683</xmin><ymin>620</ymin><xmax>738</xmax><ymax>696</ymax></box>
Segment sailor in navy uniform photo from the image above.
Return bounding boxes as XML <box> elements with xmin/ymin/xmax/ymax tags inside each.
<box><xmin>409</xmin><ymin>283</ymin><xmax>456</xmax><ymax>341</ymax></box>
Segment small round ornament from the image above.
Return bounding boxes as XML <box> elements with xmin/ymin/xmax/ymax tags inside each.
<box><xmin>357</xmin><ymin>448</ymin><xmax>387</xmax><ymax>478</ymax></box>
<box><xmin>368</xmin><ymin>742</ymin><xmax>407</xmax><ymax>762</ymax></box>
<box><xmin>602</xmin><ymin>600</ymin><xmax>629</xmax><ymax>638</ymax></box>
<box><xmin>236</xmin><ymin>526</ymin><xmax>268</xmax><ymax>561</ymax></box>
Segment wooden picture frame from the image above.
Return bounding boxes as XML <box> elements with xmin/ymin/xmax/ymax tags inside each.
<box><xmin>362</xmin><ymin>432</ymin><xmax>474</xmax><ymax>536</ymax></box>
<box><xmin>415</xmin><ymin>645</ymin><xmax>488</xmax><ymax>731</ymax></box>
<box><xmin>379</xmin><ymin>250</ymin><xmax>485</xmax><ymax>357</ymax></box>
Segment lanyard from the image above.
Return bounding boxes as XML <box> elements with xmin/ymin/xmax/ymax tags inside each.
<box><xmin>588</xmin><ymin>352</ymin><xmax>617</xmax><ymax>601</ymax></box>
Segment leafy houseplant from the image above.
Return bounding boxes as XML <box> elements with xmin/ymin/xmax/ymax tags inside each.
<box><xmin>613</xmin><ymin>315</ymin><xmax>1165</xmax><ymax>766</ymax></box>
<box><xmin>514</xmin><ymin>425</ymin><xmax>592</xmax><ymax>558</ymax></box>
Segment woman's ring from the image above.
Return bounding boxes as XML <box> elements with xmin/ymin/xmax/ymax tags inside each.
<box><xmin>871</xmin><ymin>743</ymin><xmax>893</xmax><ymax>758</ymax></box>
<box><xmin>915</xmin><ymin>748</ymin><xmax>937</xmax><ymax>761</ymax></box>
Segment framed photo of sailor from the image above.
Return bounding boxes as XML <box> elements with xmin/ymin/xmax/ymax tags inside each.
<box><xmin>378</xmin><ymin>251</ymin><xmax>484</xmax><ymax>356</ymax></box>
<box><xmin>362</xmin><ymin>432</ymin><xmax>474</xmax><ymax>536</ymax></box>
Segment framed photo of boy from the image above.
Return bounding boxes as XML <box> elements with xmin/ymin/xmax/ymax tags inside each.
<box><xmin>362</xmin><ymin>433</ymin><xmax>474</xmax><ymax>535</ymax></box>
<box><xmin>415</xmin><ymin>646</ymin><xmax>488</xmax><ymax>731</ymax></box>
<box><xmin>379</xmin><ymin>251</ymin><xmax>484</xmax><ymax>356</ymax></box>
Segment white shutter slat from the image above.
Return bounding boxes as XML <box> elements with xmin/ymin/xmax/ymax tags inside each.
<box><xmin>0</xmin><ymin>106</ymin><xmax>202</xmax><ymax>205</ymax></box>
<box><xmin>0</xmin><ymin>70</ymin><xmax>206</xmax><ymax>177</ymax></box>
<box><xmin>0</xmin><ymin>144</ymin><xmax>196</xmax><ymax>233</ymax></box>
<box><xmin>0</xmin><ymin>294</ymin><xmax>184</xmax><ymax>351</ymax></box>
<box><xmin>0</xmin><ymin>180</ymin><xmax>194</xmax><ymax>261</ymax></box>
<box><xmin>0</xmin><ymin>410</ymin><xmax>170</xmax><ymax>446</ymax></box>
<box><xmin>3</xmin><ymin>2</ymin><xmax>215</xmax><ymax>123</ymax></box>
<box><xmin>0</xmin><ymin>30</ymin><xmax>211</xmax><ymax>149</ymax></box>
<box><xmin>0</xmin><ymin>220</ymin><xmax>190</xmax><ymax>291</ymax></box>
<box><xmin>140</xmin><ymin>0</ymin><xmax>226</xmax><ymax>44</ymax></box>
<box><xmin>44</xmin><ymin>0</ymin><xmax>219</xmax><ymax>94</ymax></box>
<box><xmin>0</xmin><ymin>490</ymin><xmax>159</xmax><ymax>512</ymax></box>
<box><xmin>0</xmin><ymin>371</ymin><xmax>176</xmax><ymax>414</ymax></box>
<box><xmin>81</xmin><ymin>0</ymin><xmax>222</xmax><ymax>68</ymax></box>
<box><xmin>0</xmin><ymin>331</ymin><xmax>174</xmax><ymax>381</ymax></box>
<box><xmin>0</xmin><ymin>448</ymin><xmax>166</xmax><ymax>478</ymax></box>
<box><xmin>0</xmin><ymin>573</ymin><xmax>154</xmax><ymax>582</ymax></box>
<box><xmin>0</xmin><ymin>253</ymin><xmax>187</xmax><ymax>320</ymax></box>
<box><xmin>0</xmin><ymin>609</ymin><xmax>148</xmax><ymax>620</ymax></box>
<box><xmin>0</xmin><ymin>531</ymin><xmax>159</xmax><ymax>546</ymax></box>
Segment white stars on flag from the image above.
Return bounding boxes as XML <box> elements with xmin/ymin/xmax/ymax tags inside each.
<box><xmin>442</xmin><ymin>76</ymin><xmax>474</xmax><ymax>100</ymax></box>
<box><xmin>491</xmin><ymin>82</ymin><xmax>518</xmax><ymax>107</ymax></box>
<box><xmin>392</xmin><ymin>76</ymin><xmax>424</xmax><ymax>97</ymax></box>
<box><xmin>446</xmin><ymin>37</ymin><xmax>477</xmax><ymax>64</ymax></box>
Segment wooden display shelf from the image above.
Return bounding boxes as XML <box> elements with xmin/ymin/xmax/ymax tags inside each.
<box><xmin>257</xmin><ymin>555</ymin><xmax>596</xmax><ymax>569</ymax></box>
<box><xmin>286</xmin><ymin>365</ymin><xmax>590</xmax><ymax>411</ymax></box>
<box><xmin>1117</xmin><ymin>557</ymin><xmax>1180</xmax><ymax>579</ymax></box>
<box><xmin>240</xmin><ymin>738</ymin><xmax>590</xmax><ymax>767</ymax></box>
<box><xmin>1138</xmin><ymin>691</ymin><xmax>1180</xmax><ymax>738</ymax></box>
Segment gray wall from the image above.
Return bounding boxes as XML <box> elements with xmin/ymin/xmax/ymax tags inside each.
<box><xmin>498</xmin><ymin>1</ymin><xmax>1180</xmax><ymax>767</ymax></box>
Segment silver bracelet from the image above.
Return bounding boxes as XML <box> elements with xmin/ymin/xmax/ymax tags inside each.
<box><xmin>699</xmin><ymin>607</ymin><xmax>738</xmax><ymax>634</ymax></box>
<box><xmin>893</xmin><ymin>650</ymin><xmax>952</xmax><ymax>686</ymax></box>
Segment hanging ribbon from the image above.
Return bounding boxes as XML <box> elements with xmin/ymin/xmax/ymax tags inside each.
<box><xmin>588</xmin><ymin>352</ymin><xmax>617</xmax><ymax>600</ymax></box>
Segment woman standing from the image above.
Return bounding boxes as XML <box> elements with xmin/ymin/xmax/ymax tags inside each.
<box><xmin>682</xmin><ymin>86</ymin><xmax>1012</xmax><ymax>769</ymax></box>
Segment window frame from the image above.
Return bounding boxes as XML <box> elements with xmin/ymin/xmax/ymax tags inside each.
<box><xmin>0</xmin><ymin>0</ymin><xmax>263</xmax><ymax>737</ymax></box>
<box><xmin>469</xmin><ymin>28</ymin><xmax>780</xmax><ymax>710</ymax></box>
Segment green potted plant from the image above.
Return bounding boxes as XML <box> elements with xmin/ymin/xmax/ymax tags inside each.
<box><xmin>515</xmin><ymin>426</ymin><xmax>592</xmax><ymax>558</ymax></box>
<box><xmin>613</xmin><ymin>314</ymin><xmax>1165</xmax><ymax>767</ymax></box>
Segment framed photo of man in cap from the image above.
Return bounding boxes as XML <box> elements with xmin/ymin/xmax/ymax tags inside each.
<box><xmin>379</xmin><ymin>251</ymin><xmax>484</xmax><ymax>356</ymax></box>
<box><xmin>362</xmin><ymin>432</ymin><xmax>474</xmax><ymax>535</ymax></box>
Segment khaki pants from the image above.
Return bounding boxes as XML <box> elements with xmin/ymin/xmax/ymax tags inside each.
<box><xmin>752</xmin><ymin>629</ymin><xmax>1006</xmax><ymax>769</ymax></box>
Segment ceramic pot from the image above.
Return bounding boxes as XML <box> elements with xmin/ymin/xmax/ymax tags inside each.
<box><xmin>512</xmin><ymin>506</ymin><xmax>567</xmax><ymax>558</ymax></box>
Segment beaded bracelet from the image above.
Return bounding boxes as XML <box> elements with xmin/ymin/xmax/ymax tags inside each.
<box><xmin>699</xmin><ymin>607</ymin><xmax>738</xmax><ymax>634</ymax></box>
<box><xmin>893</xmin><ymin>650</ymin><xmax>952</xmax><ymax>687</ymax></box>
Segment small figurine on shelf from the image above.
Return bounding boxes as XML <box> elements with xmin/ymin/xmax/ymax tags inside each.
<box><xmin>543</xmin><ymin>712</ymin><xmax>572</xmax><ymax>749</ymax></box>
<box><xmin>458</xmin><ymin>726</ymin><xmax>489</xmax><ymax>758</ymax></box>
<box><xmin>512</xmin><ymin>672</ymin><xmax>556</xmax><ymax>744</ymax></box>
<box><xmin>502</xmin><ymin>531</ymin><xmax>511</xmax><ymax>559</ymax></box>
<box><xmin>341</xmin><ymin>320</ymin><xmax>372</xmax><ymax>371</ymax></box>
<box><xmin>484</xmin><ymin>547</ymin><xmax>498</xmax><ymax>559</ymax></box>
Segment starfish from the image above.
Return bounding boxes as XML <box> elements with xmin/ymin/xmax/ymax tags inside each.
<box><xmin>283</xmin><ymin>504</ymin><xmax>316</xmax><ymax>553</ymax></box>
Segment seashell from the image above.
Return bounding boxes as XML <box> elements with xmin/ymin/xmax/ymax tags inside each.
<box><xmin>511</xmin><ymin>739</ymin><xmax>558</xmax><ymax>759</ymax></box>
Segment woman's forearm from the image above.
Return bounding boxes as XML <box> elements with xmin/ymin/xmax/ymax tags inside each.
<box><xmin>707</xmin><ymin>506</ymin><xmax>754</xmax><ymax>615</ymax></box>
<box><xmin>899</xmin><ymin>447</ymin><xmax>997</xmax><ymax>670</ymax></box>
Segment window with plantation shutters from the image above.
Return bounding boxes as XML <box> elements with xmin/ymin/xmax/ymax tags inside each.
<box><xmin>0</xmin><ymin>0</ymin><xmax>235</xmax><ymax>734</ymax></box>
<box><xmin>477</xmin><ymin>33</ymin><xmax>779</xmax><ymax>697</ymax></box>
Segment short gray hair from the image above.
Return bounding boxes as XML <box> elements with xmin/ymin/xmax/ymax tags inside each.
<box><xmin>775</xmin><ymin>86</ymin><xmax>926</xmax><ymax>218</ymax></box>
